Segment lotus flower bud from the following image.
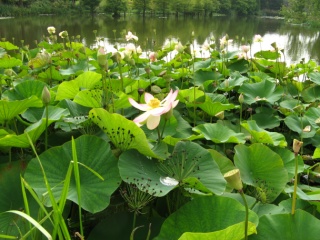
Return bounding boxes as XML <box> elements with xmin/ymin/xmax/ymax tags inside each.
<box><xmin>138</xmin><ymin>88</ymin><xmax>145</xmax><ymax>96</ymax></box>
<box><xmin>97</xmin><ymin>47</ymin><xmax>108</xmax><ymax>67</ymax></box>
<box><xmin>224</xmin><ymin>169</ymin><xmax>243</xmax><ymax>191</ymax></box>
<box><xmin>151</xmin><ymin>85</ymin><xmax>162</xmax><ymax>94</ymax></box>
<box><xmin>42</xmin><ymin>86</ymin><xmax>51</xmax><ymax>105</ymax></box>
<box><xmin>239</xmin><ymin>93</ymin><xmax>244</xmax><ymax>104</ymax></box>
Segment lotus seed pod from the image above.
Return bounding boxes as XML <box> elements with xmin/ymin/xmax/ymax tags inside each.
<box><xmin>224</xmin><ymin>169</ymin><xmax>243</xmax><ymax>191</ymax></box>
<box><xmin>293</xmin><ymin>139</ymin><xmax>303</xmax><ymax>154</ymax></box>
<box><xmin>215</xmin><ymin>111</ymin><xmax>224</xmax><ymax>120</ymax></box>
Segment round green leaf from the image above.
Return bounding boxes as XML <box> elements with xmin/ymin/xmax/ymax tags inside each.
<box><xmin>24</xmin><ymin>135</ymin><xmax>121</xmax><ymax>213</ymax></box>
<box><xmin>178</xmin><ymin>221</ymin><xmax>257</xmax><ymax>240</ymax></box>
<box><xmin>239</xmin><ymin>80</ymin><xmax>283</xmax><ymax>105</ymax></box>
<box><xmin>250</xmin><ymin>210</ymin><xmax>320</xmax><ymax>240</ymax></box>
<box><xmin>89</xmin><ymin>108</ymin><xmax>159</xmax><ymax>158</ymax></box>
<box><xmin>56</xmin><ymin>71</ymin><xmax>101</xmax><ymax>100</ymax></box>
<box><xmin>193</xmin><ymin>123</ymin><xmax>246</xmax><ymax>144</ymax></box>
<box><xmin>284</xmin><ymin>115</ymin><xmax>315</xmax><ymax>138</ymax></box>
<box><xmin>234</xmin><ymin>143</ymin><xmax>288</xmax><ymax>203</ymax></box>
<box><xmin>154</xmin><ymin>195</ymin><xmax>259</xmax><ymax>240</ymax></box>
<box><xmin>0</xmin><ymin>96</ymin><xmax>43</xmax><ymax>123</ymax></box>
<box><xmin>241</xmin><ymin>120</ymin><xmax>287</xmax><ymax>147</ymax></box>
<box><xmin>2</xmin><ymin>80</ymin><xmax>46</xmax><ymax>100</ymax></box>
<box><xmin>119</xmin><ymin>141</ymin><xmax>226</xmax><ymax>196</ymax></box>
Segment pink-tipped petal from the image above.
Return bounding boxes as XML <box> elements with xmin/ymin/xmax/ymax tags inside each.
<box><xmin>148</xmin><ymin>107</ymin><xmax>166</xmax><ymax>116</ymax></box>
<box><xmin>129</xmin><ymin>98</ymin><xmax>149</xmax><ymax>111</ymax></box>
<box><xmin>161</xmin><ymin>89</ymin><xmax>173</xmax><ymax>103</ymax></box>
<box><xmin>161</xmin><ymin>89</ymin><xmax>178</xmax><ymax>106</ymax></box>
<box><xmin>147</xmin><ymin>115</ymin><xmax>161</xmax><ymax>130</ymax></box>
<box><xmin>133</xmin><ymin>111</ymin><xmax>150</xmax><ymax>124</ymax></box>
<box><xmin>144</xmin><ymin>92</ymin><xmax>155</xmax><ymax>103</ymax></box>
<box><xmin>171</xmin><ymin>99</ymin><xmax>179</xmax><ymax>108</ymax></box>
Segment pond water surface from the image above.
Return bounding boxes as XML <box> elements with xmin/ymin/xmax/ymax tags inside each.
<box><xmin>1</xmin><ymin>15</ymin><xmax>320</xmax><ymax>64</ymax></box>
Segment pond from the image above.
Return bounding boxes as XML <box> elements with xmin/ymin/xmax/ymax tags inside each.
<box><xmin>1</xmin><ymin>14</ymin><xmax>320</xmax><ymax>64</ymax></box>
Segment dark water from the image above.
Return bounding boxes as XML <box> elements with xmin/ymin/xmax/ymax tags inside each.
<box><xmin>1</xmin><ymin>15</ymin><xmax>320</xmax><ymax>64</ymax></box>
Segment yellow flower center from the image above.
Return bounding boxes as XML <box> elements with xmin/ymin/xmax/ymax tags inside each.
<box><xmin>148</xmin><ymin>98</ymin><xmax>161</xmax><ymax>109</ymax></box>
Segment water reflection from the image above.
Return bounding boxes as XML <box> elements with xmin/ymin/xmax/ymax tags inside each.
<box><xmin>1</xmin><ymin>15</ymin><xmax>319</xmax><ymax>64</ymax></box>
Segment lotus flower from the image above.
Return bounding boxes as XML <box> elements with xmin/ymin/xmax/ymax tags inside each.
<box><xmin>47</xmin><ymin>26</ymin><xmax>56</xmax><ymax>34</ymax></box>
<box><xmin>128</xmin><ymin>89</ymin><xmax>179</xmax><ymax>130</ymax></box>
<box><xmin>253</xmin><ymin>34</ymin><xmax>263</xmax><ymax>43</ymax></box>
<box><xmin>126</xmin><ymin>31</ymin><xmax>138</xmax><ymax>41</ymax></box>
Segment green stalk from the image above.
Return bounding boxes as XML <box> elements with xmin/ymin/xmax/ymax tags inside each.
<box><xmin>157</xmin><ymin>127</ymin><xmax>161</xmax><ymax>142</ymax></box>
<box><xmin>101</xmin><ymin>69</ymin><xmax>108</xmax><ymax>109</ymax></box>
<box><xmin>132</xmin><ymin>211</ymin><xmax>137</xmax><ymax>230</ymax></box>
<box><xmin>160</xmin><ymin>119</ymin><xmax>167</xmax><ymax>139</ymax></box>
<box><xmin>26</xmin><ymin>133</ymin><xmax>70</xmax><ymax>239</ymax></box>
<box><xmin>291</xmin><ymin>153</ymin><xmax>299</xmax><ymax>215</ymax></box>
<box><xmin>45</xmin><ymin>104</ymin><xmax>49</xmax><ymax>151</ymax></box>
<box><xmin>239</xmin><ymin>190</ymin><xmax>249</xmax><ymax>240</ymax></box>
<box><xmin>71</xmin><ymin>137</ymin><xmax>84</xmax><ymax>237</ymax></box>
<box><xmin>20</xmin><ymin>175</ymin><xmax>32</xmax><ymax>236</ymax></box>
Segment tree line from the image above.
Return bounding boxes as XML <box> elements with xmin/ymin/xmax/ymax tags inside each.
<box><xmin>0</xmin><ymin>0</ymin><xmax>283</xmax><ymax>17</ymax></box>
<box><xmin>1</xmin><ymin>0</ymin><xmax>320</xmax><ymax>25</ymax></box>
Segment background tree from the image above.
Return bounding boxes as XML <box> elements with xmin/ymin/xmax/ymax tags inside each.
<box><xmin>232</xmin><ymin>0</ymin><xmax>258</xmax><ymax>15</ymax></box>
<box><xmin>82</xmin><ymin>0</ymin><xmax>100</xmax><ymax>15</ymax></box>
<box><xmin>152</xmin><ymin>0</ymin><xmax>170</xmax><ymax>16</ymax></box>
<box><xmin>202</xmin><ymin>0</ymin><xmax>220</xmax><ymax>16</ymax></box>
<box><xmin>133</xmin><ymin>0</ymin><xmax>150</xmax><ymax>17</ymax></box>
<box><xmin>103</xmin><ymin>0</ymin><xmax>127</xmax><ymax>17</ymax></box>
<box><xmin>280</xmin><ymin>0</ymin><xmax>306</xmax><ymax>23</ymax></box>
<box><xmin>218</xmin><ymin>0</ymin><xmax>232</xmax><ymax>14</ymax></box>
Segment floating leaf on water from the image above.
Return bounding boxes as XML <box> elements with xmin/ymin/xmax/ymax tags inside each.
<box><xmin>160</xmin><ymin>176</ymin><xmax>179</xmax><ymax>186</ymax></box>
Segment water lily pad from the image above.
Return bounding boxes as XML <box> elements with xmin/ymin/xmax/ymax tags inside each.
<box><xmin>0</xmin><ymin>106</ymin><xmax>69</xmax><ymax>149</ymax></box>
<box><xmin>119</xmin><ymin>141</ymin><xmax>226</xmax><ymax>197</ymax></box>
<box><xmin>178</xmin><ymin>221</ymin><xmax>257</xmax><ymax>240</ymax></box>
<box><xmin>218</xmin><ymin>71</ymin><xmax>249</xmax><ymax>91</ymax></box>
<box><xmin>0</xmin><ymin>41</ymin><xmax>19</xmax><ymax>50</ymax></box>
<box><xmin>24</xmin><ymin>135</ymin><xmax>120</xmax><ymax>213</ymax></box>
<box><xmin>308</xmin><ymin>72</ymin><xmax>320</xmax><ymax>85</ymax></box>
<box><xmin>254</xmin><ymin>50</ymin><xmax>280</xmax><ymax>60</ymax></box>
<box><xmin>241</xmin><ymin>120</ymin><xmax>287</xmax><ymax>147</ymax></box>
<box><xmin>250</xmin><ymin>210</ymin><xmax>320</xmax><ymax>240</ymax></box>
<box><xmin>252</xmin><ymin>107</ymin><xmax>280</xmax><ymax>129</ymax></box>
<box><xmin>193</xmin><ymin>122</ymin><xmax>246</xmax><ymax>144</ymax></box>
<box><xmin>198</xmin><ymin>99</ymin><xmax>235</xmax><ymax>117</ymax></box>
<box><xmin>234</xmin><ymin>143</ymin><xmax>288</xmax><ymax>203</ymax></box>
<box><xmin>56</xmin><ymin>71</ymin><xmax>101</xmax><ymax>100</ymax></box>
<box><xmin>0</xmin><ymin>96</ymin><xmax>43</xmax><ymax>124</ymax></box>
<box><xmin>301</xmin><ymin>85</ymin><xmax>320</xmax><ymax>102</ymax></box>
<box><xmin>89</xmin><ymin>108</ymin><xmax>158</xmax><ymax>158</ymax></box>
<box><xmin>239</xmin><ymin>80</ymin><xmax>283</xmax><ymax>105</ymax></box>
<box><xmin>284</xmin><ymin>114</ymin><xmax>315</xmax><ymax>138</ymax></box>
<box><xmin>74</xmin><ymin>89</ymin><xmax>102</xmax><ymax>108</ymax></box>
<box><xmin>2</xmin><ymin>80</ymin><xmax>46</xmax><ymax>100</ymax></box>
<box><xmin>154</xmin><ymin>195</ymin><xmax>258</xmax><ymax>240</ymax></box>
<box><xmin>0</xmin><ymin>54</ymin><xmax>22</xmax><ymax>68</ymax></box>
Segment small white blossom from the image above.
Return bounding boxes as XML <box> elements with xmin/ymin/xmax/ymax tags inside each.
<box><xmin>126</xmin><ymin>31</ymin><xmax>138</xmax><ymax>41</ymax></box>
<box><xmin>47</xmin><ymin>26</ymin><xmax>56</xmax><ymax>34</ymax></box>
<box><xmin>254</xmin><ymin>34</ymin><xmax>263</xmax><ymax>43</ymax></box>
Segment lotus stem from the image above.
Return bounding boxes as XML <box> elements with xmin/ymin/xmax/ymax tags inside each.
<box><xmin>239</xmin><ymin>190</ymin><xmax>249</xmax><ymax>240</ymax></box>
<box><xmin>45</xmin><ymin>105</ymin><xmax>49</xmax><ymax>151</ymax></box>
<box><xmin>292</xmin><ymin>139</ymin><xmax>303</xmax><ymax>215</ymax></box>
<box><xmin>291</xmin><ymin>153</ymin><xmax>299</xmax><ymax>215</ymax></box>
